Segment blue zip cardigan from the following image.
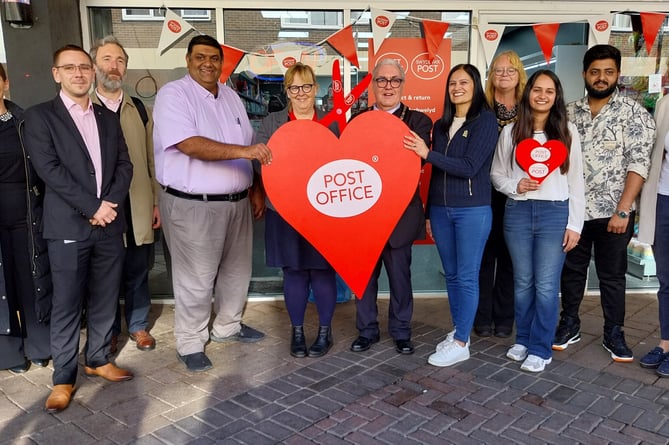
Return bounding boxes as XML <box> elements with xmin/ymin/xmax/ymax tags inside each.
<box><xmin>426</xmin><ymin>109</ymin><xmax>498</xmax><ymax>209</ymax></box>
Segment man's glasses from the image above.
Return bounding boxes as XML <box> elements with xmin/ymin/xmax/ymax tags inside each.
<box><xmin>286</xmin><ymin>84</ymin><xmax>313</xmax><ymax>94</ymax></box>
<box><xmin>55</xmin><ymin>64</ymin><xmax>94</xmax><ymax>74</ymax></box>
<box><xmin>374</xmin><ymin>77</ymin><xmax>403</xmax><ymax>88</ymax></box>
<box><xmin>494</xmin><ymin>67</ymin><xmax>518</xmax><ymax>76</ymax></box>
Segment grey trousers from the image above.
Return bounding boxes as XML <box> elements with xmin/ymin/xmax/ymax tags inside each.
<box><xmin>160</xmin><ymin>190</ymin><xmax>253</xmax><ymax>355</ymax></box>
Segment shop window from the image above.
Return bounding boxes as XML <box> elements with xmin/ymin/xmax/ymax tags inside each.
<box><xmin>279</xmin><ymin>11</ymin><xmax>342</xmax><ymax>29</ymax></box>
<box><xmin>121</xmin><ymin>8</ymin><xmax>211</xmax><ymax>21</ymax></box>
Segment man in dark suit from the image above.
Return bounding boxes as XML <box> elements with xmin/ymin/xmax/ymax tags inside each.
<box><xmin>350</xmin><ymin>58</ymin><xmax>432</xmax><ymax>355</ymax></box>
<box><xmin>22</xmin><ymin>44</ymin><xmax>134</xmax><ymax>413</ymax></box>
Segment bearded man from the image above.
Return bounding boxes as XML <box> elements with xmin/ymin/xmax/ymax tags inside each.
<box><xmin>553</xmin><ymin>44</ymin><xmax>655</xmax><ymax>363</ymax></box>
<box><xmin>90</xmin><ymin>36</ymin><xmax>161</xmax><ymax>353</ymax></box>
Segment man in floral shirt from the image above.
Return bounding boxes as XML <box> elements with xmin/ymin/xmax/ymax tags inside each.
<box><xmin>554</xmin><ymin>44</ymin><xmax>655</xmax><ymax>362</ymax></box>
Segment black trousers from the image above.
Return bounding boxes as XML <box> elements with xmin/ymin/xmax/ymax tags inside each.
<box><xmin>475</xmin><ymin>190</ymin><xmax>514</xmax><ymax>329</ymax></box>
<box><xmin>0</xmin><ymin>224</ymin><xmax>51</xmax><ymax>368</ymax></box>
<box><xmin>48</xmin><ymin>230</ymin><xmax>124</xmax><ymax>385</ymax></box>
<box><xmin>559</xmin><ymin>215</ymin><xmax>634</xmax><ymax>332</ymax></box>
<box><xmin>356</xmin><ymin>243</ymin><xmax>414</xmax><ymax>340</ymax></box>
<box><xmin>114</xmin><ymin>199</ymin><xmax>153</xmax><ymax>335</ymax></box>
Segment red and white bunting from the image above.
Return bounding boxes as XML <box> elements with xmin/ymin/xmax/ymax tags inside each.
<box><xmin>478</xmin><ymin>23</ymin><xmax>506</xmax><ymax>67</ymax></box>
<box><xmin>587</xmin><ymin>15</ymin><xmax>613</xmax><ymax>45</ymax></box>
<box><xmin>271</xmin><ymin>45</ymin><xmax>303</xmax><ymax>75</ymax></box>
<box><xmin>370</xmin><ymin>7</ymin><xmax>398</xmax><ymax>54</ymax></box>
<box><xmin>157</xmin><ymin>9</ymin><xmax>194</xmax><ymax>55</ymax></box>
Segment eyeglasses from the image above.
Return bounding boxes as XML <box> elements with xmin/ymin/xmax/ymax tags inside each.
<box><xmin>493</xmin><ymin>67</ymin><xmax>518</xmax><ymax>76</ymax></box>
<box><xmin>55</xmin><ymin>64</ymin><xmax>94</xmax><ymax>74</ymax></box>
<box><xmin>374</xmin><ymin>77</ymin><xmax>403</xmax><ymax>88</ymax></box>
<box><xmin>286</xmin><ymin>84</ymin><xmax>313</xmax><ymax>94</ymax></box>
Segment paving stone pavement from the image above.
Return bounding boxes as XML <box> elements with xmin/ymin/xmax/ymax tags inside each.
<box><xmin>2</xmin><ymin>293</ymin><xmax>669</xmax><ymax>444</ymax></box>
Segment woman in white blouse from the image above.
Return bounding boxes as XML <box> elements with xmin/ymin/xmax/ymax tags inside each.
<box><xmin>491</xmin><ymin>70</ymin><xmax>585</xmax><ymax>372</ymax></box>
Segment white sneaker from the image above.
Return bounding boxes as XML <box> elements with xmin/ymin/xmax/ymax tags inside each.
<box><xmin>520</xmin><ymin>354</ymin><xmax>552</xmax><ymax>372</ymax></box>
<box><xmin>436</xmin><ymin>329</ymin><xmax>456</xmax><ymax>351</ymax></box>
<box><xmin>428</xmin><ymin>341</ymin><xmax>470</xmax><ymax>367</ymax></box>
<box><xmin>436</xmin><ymin>329</ymin><xmax>470</xmax><ymax>351</ymax></box>
<box><xmin>506</xmin><ymin>344</ymin><xmax>529</xmax><ymax>361</ymax></box>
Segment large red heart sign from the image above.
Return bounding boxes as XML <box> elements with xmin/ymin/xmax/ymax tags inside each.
<box><xmin>263</xmin><ymin>111</ymin><xmax>421</xmax><ymax>297</ymax></box>
<box><xmin>515</xmin><ymin>138</ymin><xmax>568</xmax><ymax>184</ymax></box>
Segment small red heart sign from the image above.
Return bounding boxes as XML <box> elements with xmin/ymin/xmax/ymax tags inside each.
<box><xmin>263</xmin><ymin>111</ymin><xmax>421</xmax><ymax>297</ymax></box>
<box><xmin>515</xmin><ymin>138</ymin><xmax>568</xmax><ymax>184</ymax></box>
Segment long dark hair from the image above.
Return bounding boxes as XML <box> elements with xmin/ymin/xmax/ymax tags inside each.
<box><xmin>438</xmin><ymin>64</ymin><xmax>490</xmax><ymax>131</ymax></box>
<box><xmin>512</xmin><ymin>70</ymin><xmax>571</xmax><ymax>174</ymax></box>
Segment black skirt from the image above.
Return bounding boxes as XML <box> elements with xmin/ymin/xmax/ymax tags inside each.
<box><xmin>264</xmin><ymin>208</ymin><xmax>332</xmax><ymax>270</ymax></box>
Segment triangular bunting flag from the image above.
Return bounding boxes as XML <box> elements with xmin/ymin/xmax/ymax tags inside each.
<box><xmin>588</xmin><ymin>15</ymin><xmax>613</xmax><ymax>45</ymax></box>
<box><xmin>219</xmin><ymin>44</ymin><xmax>246</xmax><ymax>84</ymax></box>
<box><xmin>421</xmin><ymin>19</ymin><xmax>450</xmax><ymax>62</ymax></box>
<box><xmin>533</xmin><ymin>23</ymin><xmax>560</xmax><ymax>65</ymax></box>
<box><xmin>640</xmin><ymin>12</ymin><xmax>666</xmax><ymax>54</ymax></box>
<box><xmin>271</xmin><ymin>45</ymin><xmax>303</xmax><ymax>74</ymax></box>
<box><xmin>326</xmin><ymin>25</ymin><xmax>360</xmax><ymax>68</ymax></box>
<box><xmin>371</xmin><ymin>7</ymin><xmax>397</xmax><ymax>54</ymax></box>
<box><xmin>157</xmin><ymin>9</ymin><xmax>195</xmax><ymax>55</ymax></box>
<box><xmin>478</xmin><ymin>23</ymin><xmax>506</xmax><ymax>66</ymax></box>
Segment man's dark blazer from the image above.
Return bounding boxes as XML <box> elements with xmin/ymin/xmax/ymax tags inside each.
<box><xmin>21</xmin><ymin>95</ymin><xmax>133</xmax><ymax>241</ymax></box>
<box><xmin>353</xmin><ymin>103</ymin><xmax>432</xmax><ymax>248</ymax></box>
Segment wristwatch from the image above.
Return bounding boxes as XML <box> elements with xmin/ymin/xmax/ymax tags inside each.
<box><xmin>616</xmin><ymin>210</ymin><xmax>629</xmax><ymax>219</ymax></box>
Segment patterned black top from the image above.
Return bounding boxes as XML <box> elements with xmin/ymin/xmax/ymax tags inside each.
<box><xmin>494</xmin><ymin>100</ymin><xmax>518</xmax><ymax>132</ymax></box>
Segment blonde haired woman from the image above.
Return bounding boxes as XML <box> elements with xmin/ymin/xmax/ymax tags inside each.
<box><xmin>475</xmin><ymin>50</ymin><xmax>528</xmax><ymax>338</ymax></box>
<box><xmin>256</xmin><ymin>63</ymin><xmax>338</xmax><ymax>358</ymax></box>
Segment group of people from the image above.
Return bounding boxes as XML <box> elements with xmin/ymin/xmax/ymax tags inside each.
<box><xmin>1</xmin><ymin>36</ymin><xmax>165</xmax><ymax>412</ymax></box>
<box><xmin>2</xmin><ymin>33</ymin><xmax>669</xmax><ymax>413</ymax></box>
<box><xmin>402</xmin><ymin>44</ymin><xmax>657</xmax><ymax>374</ymax></box>
<box><xmin>400</xmin><ymin>43</ymin><xmax>664</xmax><ymax>375</ymax></box>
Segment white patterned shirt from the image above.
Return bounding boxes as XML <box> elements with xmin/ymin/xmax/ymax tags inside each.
<box><xmin>567</xmin><ymin>89</ymin><xmax>655</xmax><ymax>220</ymax></box>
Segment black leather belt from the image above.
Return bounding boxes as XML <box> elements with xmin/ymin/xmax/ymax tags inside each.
<box><xmin>164</xmin><ymin>186</ymin><xmax>248</xmax><ymax>202</ymax></box>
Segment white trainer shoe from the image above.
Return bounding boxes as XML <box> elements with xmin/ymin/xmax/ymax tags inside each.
<box><xmin>428</xmin><ymin>341</ymin><xmax>470</xmax><ymax>367</ymax></box>
<box><xmin>520</xmin><ymin>354</ymin><xmax>552</xmax><ymax>372</ymax></box>
<box><xmin>436</xmin><ymin>329</ymin><xmax>456</xmax><ymax>351</ymax></box>
<box><xmin>436</xmin><ymin>329</ymin><xmax>470</xmax><ymax>352</ymax></box>
<box><xmin>506</xmin><ymin>344</ymin><xmax>529</xmax><ymax>361</ymax></box>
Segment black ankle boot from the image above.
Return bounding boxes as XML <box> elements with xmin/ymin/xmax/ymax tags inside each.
<box><xmin>308</xmin><ymin>326</ymin><xmax>332</xmax><ymax>357</ymax></box>
<box><xmin>291</xmin><ymin>326</ymin><xmax>307</xmax><ymax>358</ymax></box>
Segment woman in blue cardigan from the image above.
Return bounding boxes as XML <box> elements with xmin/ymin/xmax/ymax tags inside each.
<box><xmin>405</xmin><ymin>64</ymin><xmax>498</xmax><ymax>366</ymax></box>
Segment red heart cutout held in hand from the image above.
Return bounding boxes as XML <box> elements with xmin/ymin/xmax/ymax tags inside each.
<box><xmin>263</xmin><ymin>111</ymin><xmax>421</xmax><ymax>297</ymax></box>
<box><xmin>515</xmin><ymin>138</ymin><xmax>568</xmax><ymax>184</ymax></box>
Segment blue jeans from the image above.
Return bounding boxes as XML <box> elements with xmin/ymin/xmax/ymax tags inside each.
<box><xmin>654</xmin><ymin>194</ymin><xmax>669</xmax><ymax>340</ymax></box>
<box><xmin>429</xmin><ymin>205</ymin><xmax>491</xmax><ymax>343</ymax></box>
<box><xmin>504</xmin><ymin>199</ymin><xmax>568</xmax><ymax>360</ymax></box>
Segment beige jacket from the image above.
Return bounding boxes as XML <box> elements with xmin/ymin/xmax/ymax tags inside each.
<box><xmin>91</xmin><ymin>91</ymin><xmax>159</xmax><ymax>245</ymax></box>
<box><xmin>638</xmin><ymin>94</ymin><xmax>669</xmax><ymax>244</ymax></box>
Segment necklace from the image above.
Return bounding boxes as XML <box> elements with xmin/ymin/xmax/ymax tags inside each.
<box><xmin>0</xmin><ymin>110</ymin><xmax>12</xmax><ymax>122</ymax></box>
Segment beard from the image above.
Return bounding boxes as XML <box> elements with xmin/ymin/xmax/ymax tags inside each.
<box><xmin>96</xmin><ymin>67</ymin><xmax>124</xmax><ymax>92</ymax></box>
<box><xmin>585</xmin><ymin>80</ymin><xmax>617</xmax><ymax>99</ymax></box>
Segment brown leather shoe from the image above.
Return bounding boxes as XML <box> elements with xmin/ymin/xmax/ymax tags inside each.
<box><xmin>45</xmin><ymin>384</ymin><xmax>74</xmax><ymax>412</ymax></box>
<box><xmin>110</xmin><ymin>334</ymin><xmax>119</xmax><ymax>355</ymax></box>
<box><xmin>84</xmin><ymin>363</ymin><xmax>133</xmax><ymax>382</ymax></box>
<box><xmin>129</xmin><ymin>330</ymin><xmax>156</xmax><ymax>351</ymax></box>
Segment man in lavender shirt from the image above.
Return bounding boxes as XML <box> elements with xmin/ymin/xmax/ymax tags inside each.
<box><xmin>153</xmin><ymin>35</ymin><xmax>272</xmax><ymax>372</ymax></box>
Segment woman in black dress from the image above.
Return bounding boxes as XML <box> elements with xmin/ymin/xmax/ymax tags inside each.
<box><xmin>0</xmin><ymin>63</ymin><xmax>51</xmax><ymax>373</ymax></box>
<box><xmin>256</xmin><ymin>63</ymin><xmax>338</xmax><ymax>358</ymax></box>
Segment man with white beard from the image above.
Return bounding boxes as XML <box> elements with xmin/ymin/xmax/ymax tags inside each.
<box><xmin>90</xmin><ymin>36</ymin><xmax>160</xmax><ymax>353</ymax></box>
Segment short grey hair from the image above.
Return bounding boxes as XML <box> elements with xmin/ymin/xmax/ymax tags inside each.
<box><xmin>371</xmin><ymin>58</ymin><xmax>405</xmax><ymax>80</ymax></box>
<box><xmin>90</xmin><ymin>35</ymin><xmax>129</xmax><ymax>64</ymax></box>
